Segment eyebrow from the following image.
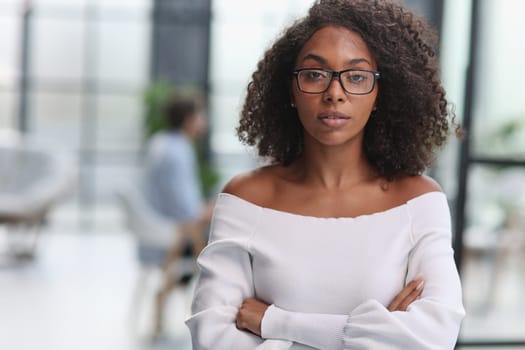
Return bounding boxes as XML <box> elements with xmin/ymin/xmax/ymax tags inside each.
<box><xmin>301</xmin><ymin>54</ymin><xmax>372</xmax><ymax>66</ymax></box>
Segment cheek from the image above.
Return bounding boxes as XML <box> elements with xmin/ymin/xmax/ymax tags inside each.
<box><xmin>361</xmin><ymin>92</ymin><xmax>378</xmax><ymax>114</ymax></box>
<box><xmin>291</xmin><ymin>82</ymin><xmax>317</xmax><ymax>105</ymax></box>
<box><xmin>294</xmin><ymin>99</ymin><xmax>318</xmax><ymax>125</ymax></box>
<box><xmin>293</xmin><ymin>90</ymin><xmax>318</xmax><ymax>110</ymax></box>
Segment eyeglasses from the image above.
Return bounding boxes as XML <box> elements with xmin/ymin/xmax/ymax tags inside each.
<box><xmin>292</xmin><ymin>68</ymin><xmax>381</xmax><ymax>95</ymax></box>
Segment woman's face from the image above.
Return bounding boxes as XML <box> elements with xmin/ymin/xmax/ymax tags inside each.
<box><xmin>291</xmin><ymin>25</ymin><xmax>379</xmax><ymax>148</ymax></box>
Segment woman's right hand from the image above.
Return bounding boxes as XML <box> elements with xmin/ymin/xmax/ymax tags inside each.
<box><xmin>387</xmin><ymin>276</ymin><xmax>425</xmax><ymax>312</ymax></box>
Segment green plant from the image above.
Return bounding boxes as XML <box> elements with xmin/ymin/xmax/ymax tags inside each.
<box><xmin>143</xmin><ymin>80</ymin><xmax>220</xmax><ymax>198</ymax></box>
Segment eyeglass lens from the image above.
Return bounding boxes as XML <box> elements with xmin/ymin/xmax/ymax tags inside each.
<box><xmin>297</xmin><ymin>69</ymin><xmax>376</xmax><ymax>94</ymax></box>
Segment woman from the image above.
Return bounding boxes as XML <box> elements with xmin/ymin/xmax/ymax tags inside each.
<box><xmin>186</xmin><ymin>0</ymin><xmax>465</xmax><ymax>349</ymax></box>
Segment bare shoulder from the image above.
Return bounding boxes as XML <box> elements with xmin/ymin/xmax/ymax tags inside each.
<box><xmin>221</xmin><ymin>165</ymin><xmax>279</xmax><ymax>205</ymax></box>
<box><xmin>395</xmin><ymin>174</ymin><xmax>443</xmax><ymax>202</ymax></box>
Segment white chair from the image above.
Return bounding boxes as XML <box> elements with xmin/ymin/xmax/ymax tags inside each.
<box><xmin>0</xmin><ymin>132</ymin><xmax>76</xmax><ymax>262</ymax></box>
<box><xmin>115</xmin><ymin>185</ymin><xmax>178</xmax><ymax>259</ymax></box>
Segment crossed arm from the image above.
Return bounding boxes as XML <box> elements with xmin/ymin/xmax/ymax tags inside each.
<box><xmin>236</xmin><ymin>276</ymin><xmax>425</xmax><ymax>337</ymax></box>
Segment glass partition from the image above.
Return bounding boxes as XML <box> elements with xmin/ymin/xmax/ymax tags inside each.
<box><xmin>5</xmin><ymin>0</ymin><xmax>152</xmax><ymax>207</ymax></box>
<box><xmin>455</xmin><ymin>0</ymin><xmax>525</xmax><ymax>346</ymax></box>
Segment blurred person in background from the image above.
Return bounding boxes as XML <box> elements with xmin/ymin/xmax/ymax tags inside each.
<box><xmin>186</xmin><ymin>0</ymin><xmax>465</xmax><ymax>349</ymax></box>
<box><xmin>142</xmin><ymin>95</ymin><xmax>213</xmax><ymax>338</ymax></box>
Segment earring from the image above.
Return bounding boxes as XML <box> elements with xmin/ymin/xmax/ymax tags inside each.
<box><xmin>291</xmin><ymin>102</ymin><xmax>296</xmax><ymax>108</ymax></box>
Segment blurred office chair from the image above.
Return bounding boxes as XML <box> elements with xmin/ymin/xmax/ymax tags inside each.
<box><xmin>0</xmin><ymin>130</ymin><xmax>76</xmax><ymax>262</ymax></box>
<box><xmin>115</xmin><ymin>185</ymin><xmax>195</xmax><ymax>338</ymax></box>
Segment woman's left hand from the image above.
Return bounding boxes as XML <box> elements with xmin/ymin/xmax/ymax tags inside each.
<box><xmin>236</xmin><ymin>298</ymin><xmax>270</xmax><ymax>336</ymax></box>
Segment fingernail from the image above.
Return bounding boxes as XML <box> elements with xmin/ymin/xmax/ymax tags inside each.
<box><xmin>416</xmin><ymin>279</ymin><xmax>425</xmax><ymax>290</ymax></box>
<box><xmin>413</xmin><ymin>275</ymin><xmax>424</xmax><ymax>285</ymax></box>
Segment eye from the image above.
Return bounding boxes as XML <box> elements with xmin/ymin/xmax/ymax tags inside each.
<box><xmin>302</xmin><ymin>70</ymin><xmax>328</xmax><ymax>81</ymax></box>
<box><xmin>346</xmin><ymin>72</ymin><xmax>367</xmax><ymax>84</ymax></box>
<box><xmin>348</xmin><ymin>73</ymin><xmax>366</xmax><ymax>83</ymax></box>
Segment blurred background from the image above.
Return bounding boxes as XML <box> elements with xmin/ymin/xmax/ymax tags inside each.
<box><xmin>0</xmin><ymin>0</ymin><xmax>524</xmax><ymax>349</ymax></box>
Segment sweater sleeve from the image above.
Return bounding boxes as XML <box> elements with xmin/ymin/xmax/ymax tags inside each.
<box><xmin>261</xmin><ymin>192</ymin><xmax>465</xmax><ymax>350</ymax></box>
<box><xmin>185</xmin><ymin>194</ymin><xmax>293</xmax><ymax>350</ymax></box>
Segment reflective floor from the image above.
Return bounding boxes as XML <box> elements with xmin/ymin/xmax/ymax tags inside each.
<box><xmin>1</xmin><ymin>202</ymin><xmax>524</xmax><ymax>350</ymax></box>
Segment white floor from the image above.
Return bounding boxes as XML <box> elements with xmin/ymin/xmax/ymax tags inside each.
<box><xmin>1</xmin><ymin>202</ymin><xmax>525</xmax><ymax>350</ymax></box>
<box><xmin>0</xmin><ymin>204</ymin><xmax>192</xmax><ymax>350</ymax></box>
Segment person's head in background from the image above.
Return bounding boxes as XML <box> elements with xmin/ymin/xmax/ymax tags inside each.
<box><xmin>238</xmin><ymin>0</ymin><xmax>460</xmax><ymax>181</ymax></box>
<box><xmin>165</xmin><ymin>95</ymin><xmax>208</xmax><ymax>141</ymax></box>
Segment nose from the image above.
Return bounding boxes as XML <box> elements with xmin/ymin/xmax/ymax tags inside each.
<box><xmin>323</xmin><ymin>75</ymin><xmax>346</xmax><ymax>103</ymax></box>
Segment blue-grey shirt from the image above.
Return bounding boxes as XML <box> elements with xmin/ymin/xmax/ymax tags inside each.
<box><xmin>143</xmin><ymin>131</ymin><xmax>203</xmax><ymax>223</ymax></box>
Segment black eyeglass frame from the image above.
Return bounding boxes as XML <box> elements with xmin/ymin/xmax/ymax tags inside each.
<box><xmin>292</xmin><ymin>68</ymin><xmax>381</xmax><ymax>95</ymax></box>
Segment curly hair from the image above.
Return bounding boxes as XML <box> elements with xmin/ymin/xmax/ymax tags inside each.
<box><xmin>237</xmin><ymin>0</ymin><xmax>459</xmax><ymax>180</ymax></box>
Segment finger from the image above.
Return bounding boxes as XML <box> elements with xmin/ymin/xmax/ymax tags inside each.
<box><xmin>397</xmin><ymin>281</ymin><xmax>425</xmax><ymax>311</ymax></box>
<box><xmin>236</xmin><ymin>303</ymin><xmax>247</xmax><ymax>330</ymax></box>
<box><xmin>235</xmin><ymin>313</ymin><xmax>243</xmax><ymax>329</ymax></box>
<box><xmin>388</xmin><ymin>280</ymin><xmax>417</xmax><ymax>311</ymax></box>
<box><xmin>388</xmin><ymin>277</ymin><xmax>424</xmax><ymax>311</ymax></box>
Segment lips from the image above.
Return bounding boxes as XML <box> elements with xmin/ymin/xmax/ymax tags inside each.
<box><xmin>317</xmin><ymin>111</ymin><xmax>350</xmax><ymax>128</ymax></box>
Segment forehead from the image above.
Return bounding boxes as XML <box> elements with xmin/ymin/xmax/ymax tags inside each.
<box><xmin>295</xmin><ymin>25</ymin><xmax>376</xmax><ymax>67</ymax></box>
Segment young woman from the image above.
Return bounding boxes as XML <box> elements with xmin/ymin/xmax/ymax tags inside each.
<box><xmin>186</xmin><ymin>0</ymin><xmax>465</xmax><ymax>349</ymax></box>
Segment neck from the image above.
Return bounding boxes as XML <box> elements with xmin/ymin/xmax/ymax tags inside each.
<box><xmin>295</xmin><ymin>141</ymin><xmax>377</xmax><ymax>190</ymax></box>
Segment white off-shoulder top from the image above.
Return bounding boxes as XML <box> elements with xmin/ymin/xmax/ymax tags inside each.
<box><xmin>186</xmin><ymin>192</ymin><xmax>465</xmax><ymax>350</ymax></box>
